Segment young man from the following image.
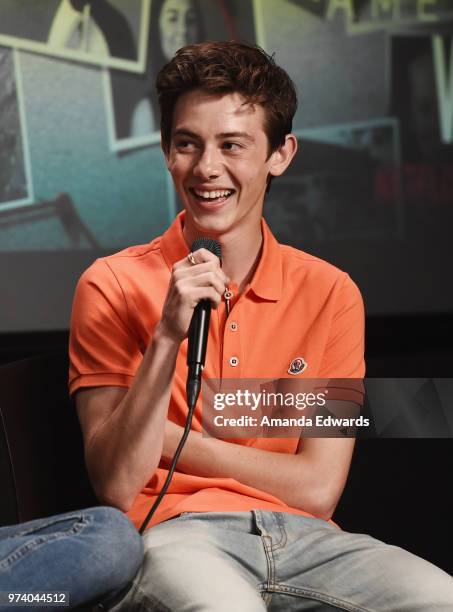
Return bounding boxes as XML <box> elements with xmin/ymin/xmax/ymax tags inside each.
<box><xmin>69</xmin><ymin>42</ymin><xmax>453</xmax><ymax>610</ymax></box>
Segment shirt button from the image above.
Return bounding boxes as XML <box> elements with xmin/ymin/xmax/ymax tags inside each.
<box><xmin>229</xmin><ymin>356</ymin><xmax>239</xmax><ymax>367</ymax></box>
<box><xmin>224</xmin><ymin>290</ymin><xmax>233</xmax><ymax>299</ymax></box>
<box><xmin>230</xmin><ymin>322</ymin><xmax>238</xmax><ymax>331</ymax></box>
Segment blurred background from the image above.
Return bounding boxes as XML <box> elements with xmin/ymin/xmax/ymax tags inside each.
<box><xmin>1</xmin><ymin>1</ymin><xmax>452</xmax><ymax>355</ymax></box>
<box><xmin>1</xmin><ymin>1</ymin><xmax>452</xmax><ymax>334</ymax></box>
<box><xmin>0</xmin><ymin>0</ymin><xmax>452</xmax><ymax>574</ymax></box>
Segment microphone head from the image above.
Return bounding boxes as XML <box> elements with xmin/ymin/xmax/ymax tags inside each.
<box><xmin>191</xmin><ymin>237</ymin><xmax>221</xmax><ymax>260</ymax></box>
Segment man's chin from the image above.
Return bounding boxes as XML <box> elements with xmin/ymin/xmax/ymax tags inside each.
<box><xmin>186</xmin><ymin>210</ymin><xmax>235</xmax><ymax>237</ymax></box>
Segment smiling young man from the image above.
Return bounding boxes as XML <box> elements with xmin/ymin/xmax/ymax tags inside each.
<box><xmin>69</xmin><ymin>42</ymin><xmax>453</xmax><ymax>610</ymax></box>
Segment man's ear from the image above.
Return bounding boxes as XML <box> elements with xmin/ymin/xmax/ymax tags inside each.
<box><xmin>269</xmin><ymin>134</ymin><xmax>298</xmax><ymax>177</ymax></box>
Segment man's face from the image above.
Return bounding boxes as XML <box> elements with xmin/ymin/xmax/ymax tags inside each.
<box><xmin>158</xmin><ymin>0</ymin><xmax>200</xmax><ymax>61</ymax></box>
<box><xmin>165</xmin><ymin>90</ymin><xmax>275</xmax><ymax>238</ymax></box>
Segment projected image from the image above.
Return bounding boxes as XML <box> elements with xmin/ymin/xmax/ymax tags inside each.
<box><xmin>0</xmin><ymin>193</ymin><xmax>102</xmax><ymax>249</ymax></box>
<box><xmin>105</xmin><ymin>0</ymin><xmax>257</xmax><ymax>152</ymax></box>
<box><xmin>264</xmin><ymin>120</ymin><xmax>402</xmax><ymax>245</ymax></box>
<box><xmin>0</xmin><ymin>47</ymin><xmax>33</xmax><ymax>211</ymax></box>
<box><xmin>260</xmin><ymin>1</ymin><xmax>387</xmax><ymax>131</ymax></box>
<box><xmin>0</xmin><ymin>0</ymin><xmax>149</xmax><ymax>72</ymax></box>
<box><xmin>390</xmin><ymin>35</ymin><xmax>453</xmax><ymax>212</ymax></box>
<box><xmin>347</xmin><ymin>0</ymin><xmax>453</xmax><ymax>34</ymax></box>
<box><xmin>391</xmin><ymin>35</ymin><xmax>453</xmax><ymax>164</ymax></box>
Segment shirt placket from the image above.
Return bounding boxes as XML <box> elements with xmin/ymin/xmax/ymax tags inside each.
<box><xmin>220</xmin><ymin>283</ymin><xmax>242</xmax><ymax>379</ymax></box>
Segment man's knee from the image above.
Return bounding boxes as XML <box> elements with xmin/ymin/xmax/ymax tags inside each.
<box><xmin>124</xmin><ymin>529</ymin><xmax>266</xmax><ymax>611</ymax></box>
<box><xmin>373</xmin><ymin>544</ymin><xmax>453</xmax><ymax>610</ymax></box>
<box><xmin>87</xmin><ymin>506</ymin><xmax>144</xmax><ymax>586</ymax></box>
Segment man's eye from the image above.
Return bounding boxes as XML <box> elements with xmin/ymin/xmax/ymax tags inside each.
<box><xmin>223</xmin><ymin>142</ymin><xmax>241</xmax><ymax>151</ymax></box>
<box><xmin>176</xmin><ymin>140</ymin><xmax>194</xmax><ymax>149</ymax></box>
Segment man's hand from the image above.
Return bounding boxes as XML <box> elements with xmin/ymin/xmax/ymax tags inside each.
<box><xmin>159</xmin><ymin>248</ymin><xmax>229</xmax><ymax>343</ymax></box>
<box><xmin>159</xmin><ymin>401</ymin><xmax>358</xmax><ymax>521</ymax></box>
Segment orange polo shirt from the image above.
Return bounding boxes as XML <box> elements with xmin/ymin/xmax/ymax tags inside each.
<box><xmin>69</xmin><ymin>211</ymin><xmax>365</xmax><ymax>529</ymax></box>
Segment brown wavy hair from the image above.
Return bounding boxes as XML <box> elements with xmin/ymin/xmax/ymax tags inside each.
<box><xmin>156</xmin><ymin>40</ymin><xmax>298</xmax><ymax>158</ymax></box>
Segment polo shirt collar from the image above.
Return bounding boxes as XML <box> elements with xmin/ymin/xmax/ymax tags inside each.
<box><xmin>160</xmin><ymin>211</ymin><xmax>282</xmax><ymax>302</ymax></box>
<box><xmin>160</xmin><ymin>211</ymin><xmax>190</xmax><ymax>269</ymax></box>
<box><xmin>249</xmin><ymin>217</ymin><xmax>282</xmax><ymax>302</ymax></box>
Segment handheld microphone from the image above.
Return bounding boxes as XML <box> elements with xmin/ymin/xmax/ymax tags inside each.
<box><xmin>137</xmin><ymin>237</ymin><xmax>221</xmax><ymax>537</ymax></box>
<box><xmin>186</xmin><ymin>237</ymin><xmax>222</xmax><ymax>409</ymax></box>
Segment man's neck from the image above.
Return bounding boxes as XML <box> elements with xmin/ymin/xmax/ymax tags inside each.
<box><xmin>220</xmin><ymin>228</ymin><xmax>263</xmax><ymax>294</ymax></box>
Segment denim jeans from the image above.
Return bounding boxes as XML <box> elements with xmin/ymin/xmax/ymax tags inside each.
<box><xmin>0</xmin><ymin>506</ymin><xmax>143</xmax><ymax>611</ymax></box>
<box><xmin>109</xmin><ymin>510</ymin><xmax>453</xmax><ymax>611</ymax></box>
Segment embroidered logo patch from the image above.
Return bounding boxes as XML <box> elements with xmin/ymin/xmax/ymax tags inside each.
<box><xmin>288</xmin><ymin>357</ymin><xmax>307</xmax><ymax>375</ymax></box>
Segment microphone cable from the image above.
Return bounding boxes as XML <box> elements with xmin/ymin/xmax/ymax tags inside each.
<box><xmin>138</xmin><ymin>237</ymin><xmax>221</xmax><ymax>534</ymax></box>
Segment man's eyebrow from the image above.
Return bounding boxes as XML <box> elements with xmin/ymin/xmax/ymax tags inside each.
<box><xmin>173</xmin><ymin>129</ymin><xmax>199</xmax><ymax>139</ymax></box>
<box><xmin>217</xmin><ymin>131</ymin><xmax>255</xmax><ymax>142</ymax></box>
<box><xmin>172</xmin><ymin>129</ymin><xmax>255</xmax><ymax>142</ymax></box>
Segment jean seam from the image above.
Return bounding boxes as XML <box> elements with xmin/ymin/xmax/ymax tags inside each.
<box><xmin>260</xmin><ymin>535</ymin><xmax>274</xmax><ymax>607</ymax></box>
<box><xmin>0</xmin><ymin>515</ymin><xmax>91</xmax><ymax>571</ymax></box>
<box><xmin>13</xmin><ymin>513</ymin><xmax>89</xmax><ymax>537</ymax></box>
<box><xmin>269</xmin><ymin>584</ymin><xmax>374</xmax><ymax>612</ymax></box>
<box><xmin>252</xmin><ymin>511</ymin><xmax>272</xmax><ymax>606</ymax></box>
<box><xmin>270</xmin><ymin>512</ymin><xmax>287</xmax><ymax>551</ymax></box>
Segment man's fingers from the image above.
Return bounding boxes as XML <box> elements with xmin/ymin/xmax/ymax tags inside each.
<box><xmin>175</xmin><ymin>257</ymin><xmax>229</xmax><ymax>285</ymax></box>
<box><xmin>175</xmin><ymin>273</ymin><xmax>225</xmax><ymax>301</ymax></box>
<box><xmin>185</xmin><ymin>286</ymin><xmax>222</xmax><ymax>309</ymax></box>
<box><xmin>173</xmin><ymin>248</ymin><xmax>222</xmax><ymax>270</ymax></box>
<box><xmin>162</xmin><ymin>248</ymin><xmax>229</xmax><ymax>341</ymax></box>
<box><xmin>189</xmin><ymin>247</ymin><xmax>220</xmax><ymax>265</ymax></box>
<box><xmin>188</xmin><ymin>271</ymin><xmax>227</xmax><ymax>296</ymax></box>
<box><xmin>177</xmin><ymin>247</ymin><xmax>218</xmax><ymax>268</ymax></box>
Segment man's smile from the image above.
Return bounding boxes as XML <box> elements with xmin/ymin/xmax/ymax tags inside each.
<box><xmin>188</xmin><ymin>187</ymin><xmax>236</xmax><ymax>206</ymax></box>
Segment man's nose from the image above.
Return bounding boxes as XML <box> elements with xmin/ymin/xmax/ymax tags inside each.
<box><xmin>193</xmin><ymin>147</ymin><xmax>222</xmax><ymax>179</ymax></box>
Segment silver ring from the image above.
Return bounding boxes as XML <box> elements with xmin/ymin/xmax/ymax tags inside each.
<box><xmin>187</xmin><ymin>252</ymin><xmax>197</xmax><ymax>266</ymax></box>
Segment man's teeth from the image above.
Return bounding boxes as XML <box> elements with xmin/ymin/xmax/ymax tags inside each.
<box><xmin>194</xmin><ymin>189</ymin><xmax>232</xmax><ymax>199</ymax></box>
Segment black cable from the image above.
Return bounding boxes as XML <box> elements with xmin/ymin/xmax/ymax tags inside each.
<box><xmin>138</xmin><ymin>238</ymin><xmax>221</xmax><ymax>533</ymax></box>
<box><xmin>138</xmin><ymin>400</ymin><xmax>196</xmax><ymax>535</ymax></box>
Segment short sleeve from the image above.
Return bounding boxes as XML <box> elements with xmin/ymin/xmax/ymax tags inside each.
<box><xmin>318</xmin><ymin>274</ymin><xmax>365</xmax><ymax>378</ymax></box>
<box><xmin>316</xmin><ymin>274</ymin><xmax>365</xmax><ymax>405</ymax></box>
<box><xmin>69</xmin><ymin>259</ymin><xmax>142</xmax><ymax>396</ymax></box>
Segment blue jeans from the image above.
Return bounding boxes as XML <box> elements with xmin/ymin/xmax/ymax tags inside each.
<box><xmin>0</xmin><ymin>507</ymin><xmax>143</xmax><ymax>610</ymax></box>
<box><xmin>109</xmin><ymin>510</ymin><xmax>453</xmax><ymax>611</ymax></box>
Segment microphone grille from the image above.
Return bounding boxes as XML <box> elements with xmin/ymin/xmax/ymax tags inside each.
<box><xmin>191</xmin><ymin>237</ymin><xmax>221</xmax><ymax>259</ymax></box>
